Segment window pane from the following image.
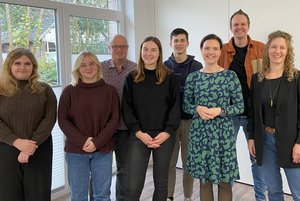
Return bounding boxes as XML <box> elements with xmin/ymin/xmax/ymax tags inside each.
<box><xmin>0</xmin><ymin>3</ymin><xmax>65</xmax><ymax>191</ymax></box>
<box><xmin>0</xmin><ymin>3</ymin><xmax>59</xmax><ymax>86</ymax></box>
<box><xmin>70</xmin><ymin>15</ymin><xmax>118</xmax><ymax>60</ymax></box>
<box><xmin>70</xmin><ymin>16</ymin><xmax>118</xmax><ymax>55</ymax></box>
<box><xmin>52</xmin><ymin>0</ymin><xmax>119</xmax><ymax>10</ymax></box>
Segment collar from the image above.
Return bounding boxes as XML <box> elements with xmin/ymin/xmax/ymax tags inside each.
<box><xmin>227</xmin><ymin>35</ymin><xmax>254</xmax><ymax>52</ymax></box>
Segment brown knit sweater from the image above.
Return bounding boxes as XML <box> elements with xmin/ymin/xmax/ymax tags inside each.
<box><xmin>0</xmin><ymin>81</ymin><xmax>57</xmax><ymax>146</ymax></box>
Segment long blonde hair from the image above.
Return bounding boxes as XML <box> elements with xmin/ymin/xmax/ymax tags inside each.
<box><xmin>134</xmin><ymin>36</ymin><xmax>170</xmax><ymax>84</ymax></box>
<box><xmin>0</xmin><ymin>48</ymin><xmax>43</xmax><ymax>96</ymax></box>
<box><xmin>258</xmin><ymin>30</ymin><xmax>297</xmax><ymax>82</ymax></box>
<box><xmin>71</xmin><ymin>51</ymin><xmax>103</xmax><ymax>86</ymax></box>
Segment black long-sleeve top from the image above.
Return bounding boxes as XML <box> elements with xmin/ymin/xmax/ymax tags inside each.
<box><xmin>122</xmin><ymin>68</ymin><xmax>180</xmax><ymax>136</ymax></box>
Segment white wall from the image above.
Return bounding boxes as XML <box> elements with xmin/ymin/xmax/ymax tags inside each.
<box><xmin>153</xmin><ymin>0</ymin><xmax>300</xmax><ymax>67</ymax></box>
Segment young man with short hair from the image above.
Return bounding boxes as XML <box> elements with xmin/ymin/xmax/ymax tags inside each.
<box><xmin>164</xmin><ymin>28</ymin><xmax>202</xmax><ymax>201</ymax></box>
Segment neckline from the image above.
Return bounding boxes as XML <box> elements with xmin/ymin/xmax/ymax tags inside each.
<box><xmin>200</xmin><ymin>66</ymin><xmax>224</xmax><ymax>75</ymax></box>
<box><xmin>265</xmin><ymin>75</ymin><xmax>283</xmax><ymax>80</ymax></box>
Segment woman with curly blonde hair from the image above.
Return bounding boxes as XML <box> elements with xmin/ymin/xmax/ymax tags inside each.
<box><xmin>248</xmin><ymin>30</ymin><xmax>300</xmax><ymax>201</ymax></box>
<box><xmin>258</xmin><ymin>30</ymin><xmax>298</xmax><ymax>82</ymax></box>
<box><xmin>0</xmin><ymin>48</ymin><xmax>57</xmax><ymax>201</ymax></box>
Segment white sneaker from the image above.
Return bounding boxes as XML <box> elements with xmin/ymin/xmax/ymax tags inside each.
<box><xmin>166</xmin><ymin>198</ymin><xmax>173</xmax><ymax>201</ymax></box>
<box><xmin>184</xmin><ymin>198</ymin><xmax>192</xmax><ymax>201</ymax></box>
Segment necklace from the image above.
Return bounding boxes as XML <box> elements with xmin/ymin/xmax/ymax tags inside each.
<box><xmin>268</xmin><ymin>77</ymin><xmax>282</xmax><ymax>107</ymax></box>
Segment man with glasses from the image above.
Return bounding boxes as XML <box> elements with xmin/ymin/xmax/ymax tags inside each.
<box><xmin>101</xmin><ymin>34</ymin><xmax>136</xmax><ymax>201</ymax></box>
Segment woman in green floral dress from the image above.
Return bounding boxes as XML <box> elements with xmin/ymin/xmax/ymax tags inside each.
<box><xmin>183</xmin><ymin>34</ymin><xmax>244</xmax><ymax>201</ymax></box>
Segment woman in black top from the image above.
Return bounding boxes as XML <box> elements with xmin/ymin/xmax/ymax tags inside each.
<box><xmin>122</xmin><ymin>36</ymin><xmax>180</xmax><ymax>201</ymax></box>
<box><xmin>248</xmin><ymin>30</ymin><xmax>300</xmax><ymax>201</ymax></box>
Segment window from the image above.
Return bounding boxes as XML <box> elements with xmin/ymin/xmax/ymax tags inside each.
<box><xmin>0</xmin><ymin>4</ymin><xmax>59</xmax><ymax>86</ymax></box>
<box><xmin>51</xmin><ymin>0</ymin><xmax>119</xmax><ymax>10</ymax></box>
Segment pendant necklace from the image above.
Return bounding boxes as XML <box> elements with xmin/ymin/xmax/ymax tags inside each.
<box><xmin>268</xmin><ymin>77</ymin><xmax>282</xmax><ymax>107</ymax></box>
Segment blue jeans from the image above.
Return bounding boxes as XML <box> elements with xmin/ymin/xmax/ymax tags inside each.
<box><xmin>232</xmin><ymin>115</ymin><xmax>266</xmax><ymax>201</ymax></box>
<box><xmin>66</xmin><ymin>152</ymin><xmax>112</xmax><ymax>201</ymax></box>
<box><xmin>261</xmin><ymin>132</ymin><xmax>300</xmax><ymax>201</ymax></box>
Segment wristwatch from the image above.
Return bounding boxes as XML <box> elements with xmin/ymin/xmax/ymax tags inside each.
<box><xmin>220</xmin><ymin>108</ymin><xmax>226</xmax><ymax>117</ymax></box>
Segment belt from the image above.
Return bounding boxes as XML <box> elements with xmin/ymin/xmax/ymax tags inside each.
<box><xmin>264</xmin><ymin>126</ymin><xmax>275</xmax><ymax>134</ymax></box>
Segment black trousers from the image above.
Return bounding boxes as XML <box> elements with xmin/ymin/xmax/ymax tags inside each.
<box><xmin>125</xmin><ymin>131</ymin><xmax>175</xmax><ymax>201</ymax></box>
<box><xmin>114</xmin><ymin>130</ymin><xmax>130</xmax><ymax>201</ymax></box>
<box><xmin>0</xmin><ymin>136</ymin><xmax>53</xmax><ymax>201</ymax></box>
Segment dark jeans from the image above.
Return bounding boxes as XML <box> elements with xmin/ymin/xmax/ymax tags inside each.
<box><xmin>115</xmin><ymin>130</ymin><xmax>130</xmax><ymax>201</ymax></box>
<box><xmin>125</xmin><ymin>131</ymin><xmax>175</xmax><ymax>201</ymax></box>
<box><xmin>0</xmin><ymin>137</ymin><xmax>53</xmax><ymax>201</ymax></box>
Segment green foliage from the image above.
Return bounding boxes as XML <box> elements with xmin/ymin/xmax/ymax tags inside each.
<box><xmin>38</xmin><ymin>57</ymin><xmax>58</xmax><ymax>87</ymax></box>
<box><xmin>70</xmin><ymin>16</ymin><xmax>110</xmax><ymax>54</ymax></box>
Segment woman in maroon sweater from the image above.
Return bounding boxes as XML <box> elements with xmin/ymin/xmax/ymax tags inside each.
<box><xmin>58</xmin><ymin>51</ymin><xmax>119</xmax><ymax>201</ymax></box>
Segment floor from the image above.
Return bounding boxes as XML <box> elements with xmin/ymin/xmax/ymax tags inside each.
<box><xmin>53</xmin><ymin>166</ymin><xmax>293</xmax><ymax>201</ymax></box>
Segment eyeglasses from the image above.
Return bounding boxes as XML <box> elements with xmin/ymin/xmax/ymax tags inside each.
<box><xmin>110</xmin><ymin>45</ymin><xmax>128</xmax><ymax>50</ymax></box>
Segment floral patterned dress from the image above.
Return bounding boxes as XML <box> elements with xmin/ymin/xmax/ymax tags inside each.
<box><xmin>183</xmin><ymin>70</ymin><xmax>244</xmax><ymax>184</ymax></box>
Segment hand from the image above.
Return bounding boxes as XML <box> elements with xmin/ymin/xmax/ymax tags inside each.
<box><xmin>13</xmin><ymin>138</ymin><xmax>38</xmax><ymax>155</ymax></box>
<box><xmin>206</xmin><ymin>107</ymin><xmax>222</xmax><ymax>119</ymax></box>
<box><xmin>151</xmin><ymin>132</ymin><xmax>170</xmax><ymax>148</ymax></box>
<box><xmin>247</xmin><ymin>139</ymin><xmax>256</xmax><ymax>157</ymax></box>
<box><xmin>196</xmin><ymin>106</ymin><xmax>214</xmax><ymax>120</ymax></box>
<box><xmin>82</xmin><ymin>137</ymin><xmax>96</xmax><ymax>153</ymax></box>
<box><xmin>292</xmin><ymin>143</ymin><xmax>300</xmax><ymax>164</ymax></box>
<box><xmin>18</xmin><ymin>152</ymin><xmax>30</xmax><ymax>163</ymax></box>
<box><xmin>135</xmin><ymin>131</ymin><xmax>158</xmax><ymax>148</ymax></box>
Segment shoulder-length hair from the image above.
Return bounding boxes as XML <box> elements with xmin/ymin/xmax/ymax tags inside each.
<box><xmin>0</xmin><ymin>48</ymin><xmax>43</xmax><ymax>96</ymax></box>
<box><xmin>71</xmin><ymin>51</ymin><xmax>103</xmax><ymax>86</ymax></box>
<box><xmin>134</xmin><ymin>36</ymin><xmax>170</xmax><ymax>84</ymax></box>
<box><xmin>258</xmin><ymin>30</ymin><xmax>297</xmax><ymax>82</ymax></box>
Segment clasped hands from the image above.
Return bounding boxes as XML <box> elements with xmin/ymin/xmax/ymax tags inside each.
<box><xmin>82</xmin><ymin>137</ymin><xmax>96</xmax><ymax>153</ymax></box>
<box><xmin>196</xmin><ymin>105</ymin><xmax>222</xmax><ymax>120</ymax></box>
<box><xmin>135</xmin><ymin>131</ymin><xmax>170</xmax><ymax>149</ymax></box>
<box><xmin>13</xmin><ymin>138</ymin><xmax>38</xmax><ymax>164</ymax></box>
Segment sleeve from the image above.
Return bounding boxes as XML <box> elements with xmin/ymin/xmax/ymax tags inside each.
<box><xmin>31</xmin><ymin>84</ymin><xmax>57</xmax><ymax>145</ymax></box>
<box><xmin>122</xmin><ymin>74</ymin><xmax>142</xmax><ymax>134</ymax></box>
<box><xmin>296</xmin><ymin>74</ymin><xmax>300</xmax><ymax>144</ymax></box>
<box><xmin>247</xmin><ymin>75</ymin><xmax>256</xmax><ymax>140</ymax></box>
<box><xmin>164</xmin><ymin>74</ymin><xmax>180</xmax><ymax>135</ymax></box>
<box><xmin>223</xmin><ymin>71</ymin><xmax>244</xmax><ymax>116</ymax></box>
<box><xmin>58</xmin><ymin>86</ymin><xmax>87</xmax><ymax>149</ymax></box>
<box><xmin>0</xmin><ymin>113</ymin><xmax>18</xmax><ymax>146</ymax></box>
<box><xmin>183</xmin><ymin>73</ymin><xmax>197</xmax><ymax>115</ymax></box>
<box><xmin>92</xmin><ymin>87</ymin><xmax>120</xmax><ymax>148</ymax></box>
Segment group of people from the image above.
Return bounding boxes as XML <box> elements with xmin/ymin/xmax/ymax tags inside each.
<box><xmin>1</xmin><ymin>8</ymin><xmax>300</xmax><ymax>201</ymax></box>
